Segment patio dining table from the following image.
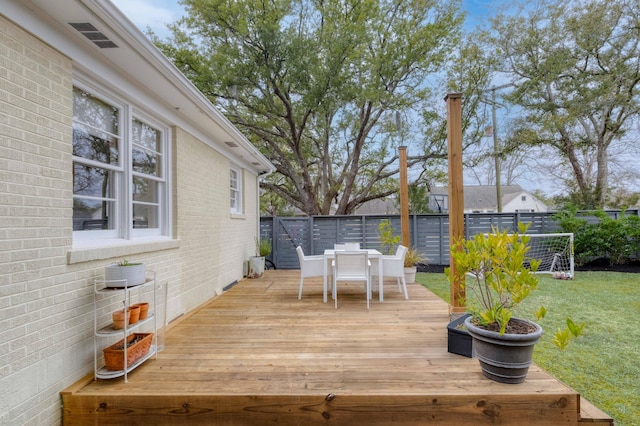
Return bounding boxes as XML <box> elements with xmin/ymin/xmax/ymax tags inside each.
<box><xmin>323</xmin><ymin>249</ymin><xmax>384</xmax><ymax>304</ymax></box>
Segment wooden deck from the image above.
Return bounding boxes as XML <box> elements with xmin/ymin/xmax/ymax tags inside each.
<box><xmin>62</xmin><ymin>270</ymin><xmax>613</xmax><ymax>425</ymax></box>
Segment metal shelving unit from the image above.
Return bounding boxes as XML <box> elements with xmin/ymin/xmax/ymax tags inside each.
<box><xmin>93</xmin><ymin>271</ymin><xmax>158</xmax><ymax>382</ymax></box>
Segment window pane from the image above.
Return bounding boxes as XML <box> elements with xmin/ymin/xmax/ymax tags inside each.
<box><xmin>132</xmin><ymin>176</ymin><xmax>158</xmax><ymax>203</ymax></box>
<box><xmin>133</xmin><ymin>204</ymin><xmax>158</xmax><ymax>229</ymax></box>
<box><xmin>230</xmin><ymin>189</ymin><xmax>238</xmax><ymax>210</ymax></box>
<box><xmin>73</xmin><ymin>87</ymin><xmax>119</xmax><ymax>134</ymax></box>
<box><xmin>73</xmin><ymin>163</ymin><xmax>113</xmax><ymax>198</ymax></box>
<box><xmin>73</xmin><ymin>124</ymin><xmax>119</xmax><ymax>165</ymax></box>
<box><xmin>132</xmin><ymin>119</ymin><xmax>161</xmax><ymax>151</ymax></box>
<box><xmin>230</xmin><ymin>169</ymin><xmax>238</xmax><ymax>190</ymax></box>
<box><xmin>132</xmin><ymin>147</ymin><xmax>158</xmax><ymax>176</ymax></box>
<box><xmin>132</xmin><ymin>119</ymin><xmax>161</xmax><ymax>177</ymax></box>
<box><xmin>73</xmin><ymin>198</ymin><xmax>115</xmax><ymax>230</ymax></box>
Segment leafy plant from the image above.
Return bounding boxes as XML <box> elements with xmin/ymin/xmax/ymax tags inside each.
<box><xmin>555</xmin><ymin>208</ymin><xmax>640</xmax><ymax>265</ymax></box>
<box><xmin>256</xmin><ymin>238</ymin><xmax>272</xmax><ymax>257</ymax></box>
<box><xmin>377</xmin><ymin>219</ymin><xmax>400</xmax><ymax>255</ymax></box>
<box><xmin>116</xmin><ymin>259</ymin><xmax>142</xmax><ymax>266</ymax></box>
<box><xmin>445</xmin><ymin>223</ymin><xmax>584</xmax><ymax>345</ymax></box>
<box><xmin>404</xmin><ymin>247</ymin><xmax>427</xmax><ymax>267</ymax></box>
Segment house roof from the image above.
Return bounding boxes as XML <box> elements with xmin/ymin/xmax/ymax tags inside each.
<box><xmin>431</xmin><ymin>185</ymin><xmax>528</xmax><ymax>210</ymax></box>
<box><xmin>4</xmin><ymin>0</ymin><xmax>275</xmax><ymax>175</ymax></box>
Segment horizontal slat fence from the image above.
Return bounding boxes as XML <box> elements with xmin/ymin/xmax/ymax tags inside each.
<box><xmin>260</xmin><ymin>210</ymin><xmax>638</xmax><ymax>269</ymax></box>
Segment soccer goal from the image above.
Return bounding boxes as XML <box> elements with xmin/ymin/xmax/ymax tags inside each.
<box><xmin>523</xmin><ymin>233</ymin><xmax>574</xmax><ymax>277</ymax></box>
<box><xmin>481</xmin><ymin>232</ymin><xmax>575</xmax><ymax>277</ymax></box>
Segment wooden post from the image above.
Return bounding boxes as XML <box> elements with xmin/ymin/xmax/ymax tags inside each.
<box><xmin>399</xmin><ymin>146</ymin><xmax>410</xmax><ymax>247</ymax></box>
<box><xmin>445</xmin><ymin>93</ymin><xmax>466</xmax><ymax>315</ymax></box>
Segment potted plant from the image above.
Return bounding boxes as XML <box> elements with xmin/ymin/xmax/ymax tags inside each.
<box><xmin>403</xmin><ymin>247</ymin><xmax>426</xmax><ymax>284</ymax></box>
<box><xmin>445</xmin><ymin>223</ymin><xmax>584</xmax><ymax>383</ymax></box>
<box><xmin>104</xmin><ymin>259</ymin><xmax>146</xmax><ymax>287</ymax></box>
<box><xmin>248</xmin><ymin>238</ymin><xmax>271</xmax><ymax>278</ymax></box>
<box><xmin>103</xmin><ymin>332</ymin><xmax>154</xmax><ymax>371</ymax></box>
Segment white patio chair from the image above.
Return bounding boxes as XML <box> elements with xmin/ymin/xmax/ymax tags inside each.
<box><xmin>332</xmin><ymin>251</ymin><xmax>371</xmax><ymax>309</ymax></box>
<box><xmin>296</xmin><ymin>246</ymin><xmax>326</xmax><ymax>300</ymax></box>
<box><xmin>371</xmin><ymin>245</ymin><xmax>409</xmax><ymax>299</ymax></box>
<box><xmin>334</xmin><ymin>244</ymin><xmax>346</xmax><ymax>250</ymax></box>
<box><xmin>344</xmin><ymin>242</ymin><xmax>360</xmax><ymax>251</ymax></box>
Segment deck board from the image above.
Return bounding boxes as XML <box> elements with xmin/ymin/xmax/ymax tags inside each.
<box><xmin>61</xmin><ymin>270</ymin><xmax>612</xmax><ymax>425</ymax></box>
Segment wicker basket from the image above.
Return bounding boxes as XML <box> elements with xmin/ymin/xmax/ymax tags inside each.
<box><xmin>103</xmin><ymin>333</ymin><xmax>153</xmax><ymax>371</ymax></box>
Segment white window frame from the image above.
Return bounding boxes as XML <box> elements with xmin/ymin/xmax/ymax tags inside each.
<box><xmin>230</xmin><ymin>166</ymin><xmax>243</xmax><ymax>215</ymax></box>
<box><xmin>72</xmin><ymin>79</ymin><xmax>171</xmax><ymax>246</ymax></box>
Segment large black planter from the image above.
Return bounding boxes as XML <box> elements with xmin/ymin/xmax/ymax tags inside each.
<box><xmin>447</xmin><ymin>313</ymin><xmax>473</xmax><ymax>357</ymax></box>
<box><xmin>464</xmin><ymin>316</ymin><xmax>543</xmax><ymax>384</ymax></box>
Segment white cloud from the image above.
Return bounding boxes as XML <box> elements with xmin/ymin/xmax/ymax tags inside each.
<box><xmin>111</xmin><ymin>0</ymin><xmax>184</xmax><ymax>37</ymax></box>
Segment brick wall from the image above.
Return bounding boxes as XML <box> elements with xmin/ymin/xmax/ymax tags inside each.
<box><xmin>0</xmin><ymin>15</ymin><xmax>260</xmax><ymax>425</ymax></box>
<box><xmin>173</xmin><ymin>128</ymin><xmax>258</xmax><ymax>316</ymax></box>
<box><xmin>0</xmin><ymin>15</ymin><xmax>80</xmax><ymax>425</ymax></box>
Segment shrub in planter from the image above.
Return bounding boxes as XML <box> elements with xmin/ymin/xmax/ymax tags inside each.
<box><xmin>446</xmin><ymin>223</ymin><xmax>584</xmax><ymax>383</ymax></box>
<box><xmin>403</xmin><ymin>247</ymin><xmax>426</xmax><ymax>284</ymax></box>
<box><xmin>249</xmin><ymin>238</ymin><xmax>272</xmax><ymax>278</ymax></box>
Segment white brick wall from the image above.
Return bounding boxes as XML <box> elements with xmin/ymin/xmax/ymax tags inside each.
<box><xmin>173</xmin><ymin>128</ymin><xmax>258</xmax><ymax>317</ymax></box>
<box><xmin>1</xmin><ymin>15</ymin><xmax>83</xmax><ymax>426</ymax></box>
<box><xmin>1</xmin><ymin>15</ymin><xmax>261</xmax><ymax>425</ymax></box>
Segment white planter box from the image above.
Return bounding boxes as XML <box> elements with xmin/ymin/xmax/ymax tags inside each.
<box><xmin>248</xmin><ymin>256</ymin><xmax>265</xmax><ymax>278</ymax></box>
<box><xmin>104</xmin><ymin>263</ymin><xmax>146</xmax><ymax>287</ymax></box>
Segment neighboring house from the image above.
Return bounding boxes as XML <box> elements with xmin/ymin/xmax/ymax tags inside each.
<box><xmin>1</xmin><ymin>1</ymin><xmax>274</xmax><ymax>425</ymax></box>
<box><xmin>429</xmin><ymin>185</ymin><xmax>548</xmax><ymax>213</ymax></box>
<box><xmin>354</xmin><ymin>197</ymin><xmax>399</xmax><ymax>215</ymax></box>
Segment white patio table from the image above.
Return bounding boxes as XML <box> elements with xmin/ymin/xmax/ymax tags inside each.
<box><xmin>323</xmin><ymin>249</ymin><xmax>384</xmax><ymax>304</ymax></box>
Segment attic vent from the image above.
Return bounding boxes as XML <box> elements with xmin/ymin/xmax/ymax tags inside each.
<box><xmin>251</xmin><ymin>162</ymin><xmax>260</xmax><ymax>166</ymax></box>
<box><xmin>69</xmin><ymin>22</ymin><xmax>118</xmax><ymax>48</ymax></box>
<box><xmin>224</xmin><ymin>141</ymin><xmax>239</xmax><ymax>148</ymax></box>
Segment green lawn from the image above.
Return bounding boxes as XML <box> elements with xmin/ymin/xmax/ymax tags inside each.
<box><xmin>416</xmin><ymin>271</ymin><xmax>640</xmax><ymax>426</ymax></box>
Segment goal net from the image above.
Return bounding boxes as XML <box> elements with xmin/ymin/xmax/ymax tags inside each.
<box><xmin>523</xmin><ymin>233</ymin><xmax>574</xmax><ymax>277</ymax></box>
<box><xmin>481</xmin><ymin>232</ymin><xmax>574</xmax><ymax>277</ymax></box>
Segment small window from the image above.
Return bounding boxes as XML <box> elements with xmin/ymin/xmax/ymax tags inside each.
<box><xmin>521</xmin><ymin>195</ymin><xmax>527</xmax><ymax>202</ymax></box>
<box><xmin>230</xmin><ymin>167</ymin><xmax>242</xmax><ymax>214</ymax></box>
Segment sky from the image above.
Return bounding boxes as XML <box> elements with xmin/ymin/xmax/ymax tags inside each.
<box><xmin>111</xmin><ymin>0</ymin><xmax>185</xmax><ymax>38</ymax></box>
<box><xmin>111</xmin><ymin>0</ymin><xmax>496</xmax><ymax>38</ymax></box>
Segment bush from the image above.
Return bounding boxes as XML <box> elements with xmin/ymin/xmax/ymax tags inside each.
<box><xmin>555</xmin><ymin>208</ymin><xmax>640</xmax><ymax>265</ymax></box>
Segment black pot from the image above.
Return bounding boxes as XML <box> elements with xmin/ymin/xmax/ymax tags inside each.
<box><xmin>447</xmin><ymin>313</ymin><xmax>473</xmax><ymax>357</ymax></box>
<box><xmin>464</xmin><ymin>317</ymin><xmax>543</xmax><ymax>384</ymax></box>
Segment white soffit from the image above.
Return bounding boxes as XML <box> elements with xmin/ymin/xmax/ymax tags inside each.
<box><xmin>9</xmin><ymin>0</ymin><xmax>274</xmax><ymax>175</ymax></box>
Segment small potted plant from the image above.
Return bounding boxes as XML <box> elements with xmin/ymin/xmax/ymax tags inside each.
<box><xmin>248</xmin><ymin>238</ymin><xmax>271</xmax><ymax>278</ymax></box>
<box><xmin>445</xmin><ymin>223</ymin><xmax>584</xmax><ymax>383</ymax></box>
<box><xmin>403</xmin><ymin>247</ymin><xmax>426</xmax><ymax>284</ymax></box>
<box><xmin>104</xmin><ymin>259</ymin><xmax>146</xmax><ymax>287</ymax></box>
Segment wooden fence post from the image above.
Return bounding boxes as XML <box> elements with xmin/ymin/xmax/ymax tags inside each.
<box><xmin>399</xmin><ymin>146</ymin><xmax>410</xmax><ymax>247</ymax></box>
<box><xmin>445</xmin><ymin>93</ymin><xmax>466</xmax><ymax>315</ymax></box>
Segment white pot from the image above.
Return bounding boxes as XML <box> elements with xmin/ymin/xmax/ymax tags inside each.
<box><xmin>404</xmin><ymin>266</ymin><xmax>417</xmax><ymax>284</ymax></box>
<box><xmin>248</xmin><ymin>256</ymin><xmax>265</xmax><ymax>278</ymax></box>
<box><xmin>105</xmin><ymin>263</ymin><xmax>146</xmax><ymax>287</ymax></box>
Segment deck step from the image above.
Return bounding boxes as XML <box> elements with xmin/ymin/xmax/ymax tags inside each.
<box><xmin>579</xmin><ymin>397</ymin><xmax>614</xmax><ymax>424</ymax></box>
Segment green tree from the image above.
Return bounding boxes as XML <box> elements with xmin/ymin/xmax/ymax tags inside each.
<box><xmin>153</xmin><ymin>0</ymin><xmax>464</xmax><ymax>215</ymax></box>
<box><xmin>490</xmin><ymin>0</ymin><xmax>640</xmax><ymax>209</ymax></box>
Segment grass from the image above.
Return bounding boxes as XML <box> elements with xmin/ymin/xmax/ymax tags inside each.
<box><xmin>416</xmin><ymin>271</ymin><xmax>640</xmax><ymax>426</ymax></box>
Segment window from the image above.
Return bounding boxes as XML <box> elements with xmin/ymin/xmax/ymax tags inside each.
<box><xmin>230</xmin><ymin>166</ymin><xmax>242</xmax><ymax>214</ymax></box>
<box><xmin>72</xmin><ymin>85</ymin><xmax>169</xmax><ymax>242</ymax></box>
<box><xmin>521</xmin><ymin>195</ymin><xmax>527</xmax><ymax>202</ymax></box>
